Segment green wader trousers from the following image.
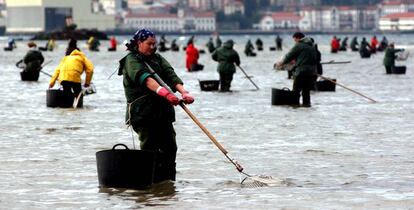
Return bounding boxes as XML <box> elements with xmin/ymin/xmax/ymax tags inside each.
<box><xmin>135</xmin><ymin>123</ymin><xmax>177</xmax><ymax>183</ymax></box>
<box><xmin>293</xmin><ymin>73</ymin><xmax>315</xmax><ymax>106</ymax></box>
<box><xmin>219</xmin><ymin>72</ymin><xmax>234</xmax><ymax>91</ymax></box>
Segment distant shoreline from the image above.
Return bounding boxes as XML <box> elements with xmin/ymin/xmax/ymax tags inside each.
<box><xmin>106</xmin><ymin>29</ymin><xmax>414</xmax><ymax>36</ymax></box>
<box><xmin>4</xmin><ymin>29</ymin><xmax>414</xmax><ymax>39</ymax></box>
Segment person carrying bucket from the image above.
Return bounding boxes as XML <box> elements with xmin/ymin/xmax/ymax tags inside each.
<box><xmin>49</xmin><ymin>38</ymin><xmax>94</xmax><ymax>98</ymax></box>
<box><xmin>276</xmin><ymin>32</ymin><xmax>317</xmax><ymax>107</ymax></box>
<box><xmin>212</xmin><ymin>39</ymin><xmax>240</xmax><ymax>92</ymax></box>
<box><xmin>383</xmin><ymin>42</ymin><xmax>404</xmax><ymax>74</ymax></box>
<box><xmin>118</xmin><ymin>28</ymin><xmax>194</xmax><ymax>183</ymax></box>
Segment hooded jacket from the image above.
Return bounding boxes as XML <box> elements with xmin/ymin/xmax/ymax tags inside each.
<box><xmin>49</xmin><ymin>49</ymin><xmax>94</xmax><ymax>86</ymax></box>
<box><xmin>185</xmin><ymin>43</ymin><xmax>199</xmax><ymax>71</ymax></box>
<box><xmin>282</xmin><ymin>37</ymin><xmax>317</xmax><ymax>77</ymax></box>
<box><xmin>359</xmin><ymin>39</ymin><xmax>371</xmax><ymax>53</ymax></box>
<box><xmin>118</xmin><ymin>52</ymin><xmax>183</xmax><ymax>126</ymax></box>
<box><xmin>212</xmin><ymin>40</ymin><xmax>240</xmax><ymax>74</ymax></box>
<box><xmin>23</xmin><ymin>49</ymin><xmax>44</xmax><ymax>72</ymax></box>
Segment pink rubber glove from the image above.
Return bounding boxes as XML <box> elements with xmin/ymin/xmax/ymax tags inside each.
<box><xmin>181</xmin><ymin>92</ymin><xmax>194</xmax><ymax>104</ymax></box>
<box><xmin>156</xmin><ymin>87</ymin><xmax>180</xmax><ymax>105</ymax></box>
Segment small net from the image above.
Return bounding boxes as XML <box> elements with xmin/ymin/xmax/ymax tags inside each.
<box><xmin>240</xmin><ymin>175</ymin><xmax>285</xmax><ymax>188</ymax></box>
<box><xmin>396</xmin><ymin>51</ymin><xmax>410</xmax><ymax>61</ymax></box>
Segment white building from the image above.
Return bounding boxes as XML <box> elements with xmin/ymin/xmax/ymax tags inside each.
<box><xmin>124</xmin><ymin>11</ymin><xmax>216</xmax><ymax>32</ymax></box>
<box><xmin>379</xmin><ymin>0</ymin><xmax>409</xmax><ymax>16</ymax></box>
<box><xmin>5</xmin><ymin>0</ymin><xmax>115</xmax><ymax>33</ymax></box>
<box><xmin>188</xmin><ymin>0</ymin><xmax>224</xmax><ymax>11</ymax></box>
<box><xmin>258</xmin><ymin>12</ymin><xmax>301</xmax><ymax>31</ymax></box>
<box><xmin>299</xmin><ymin>6</ymin><xmax>379</xmax><ymax>32</ymax></box>
<box><xmin>224</xmin><ymin>0</ymin><xmax>244</xmax><ymax>15</ymax></box>
<box><xmin>127</xmin><ymin>0</ymin><xmax>153</xmax><ymax>8</ymax></box>
<box><xmin>99</xmin><ymin>0</ymin><xmax>124</xmax><ymax>15</ymax></box>
<box><xmin>379</xmin><ymin>12</ymin><xmax>414</xmax><ymax>30</ymax></box>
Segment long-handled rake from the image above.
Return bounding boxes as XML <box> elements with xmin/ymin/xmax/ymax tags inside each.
<box><xmin>144</xmin><ymin>62</ymin><xmax>281</xmax><ymax>187</ymax></box>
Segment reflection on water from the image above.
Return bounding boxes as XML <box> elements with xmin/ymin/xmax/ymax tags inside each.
<box><xmin>99</xmin><ymin>181</ymin><xmax>177</xmax><ymax>208</ymax></box>
<box><xmin>0</xmin><ymin>34</ymin><xmax>414</xmax><ymax>209</ymax></box>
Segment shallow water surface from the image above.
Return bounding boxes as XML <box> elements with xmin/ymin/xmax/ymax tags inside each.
<box><xmin>0</xmin><ymin>35</ymin><xmax>413</xmax><ymax>209</ymax></box>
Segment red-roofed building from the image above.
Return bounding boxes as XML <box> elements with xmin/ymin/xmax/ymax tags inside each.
<box><xmin>379</xmin><ymin>12</ymin><xmax>414</xmax><ymax>30</ymax></box>
<box><xmin>257</xmin><ymin>12</ymin><xmax>301</xmax><ymax>30</ymax></box>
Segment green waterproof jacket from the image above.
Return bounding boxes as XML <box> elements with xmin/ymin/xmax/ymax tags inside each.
<box><xmin>282</xmin><ymin>37</ymin><xmax>317</xmax><ymax>77</ymax></box>
<box><xmin>23</xmin><ymin>50</ymin><xmax>44</xmax><ymax>72</ymax></box>
<box><xmin>23</xmin><ymin>50</ymin><xmax>45</xmax><ymax>72</ymax></box>
<box><xmin>212</xmin><ymin>41</ymin><xmax>240</xmax><ymax>74</ymax></box>
<box><xmin>244</xmin><ymin>40</ymin><xmax>254</xmax><ymax>54</ymax></box>
<box><xmin>206</xmin><ymin>40</ymin><xmax>215</xmax><ymax>53</ymax></box>
<box><xmin>383</xmin><ymin>47</ymin><xmax>403</xmax><ymax>67</ymax></box>
<box><xmin>359</xmin><ymin>39</ymin><xmax>370</xmax><ymax>53</ymax></box>
<box><xmin>350</xmin><ymin>38</ymin><xmax>358</xmax><ymax>50</ymax></box>
<box><xmin>118</xmin><ymin>52</ymin><xmax>183</xmax><ymax>127</ymax></box>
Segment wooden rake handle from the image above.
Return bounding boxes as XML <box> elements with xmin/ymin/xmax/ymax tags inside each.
<box><xmin>318</xmin><ymin>74</ymin><xmax>377</xmax><ymax>103</ymax></box>
<box><xmin>179</xmin><ymin>102</ymin><xmax>245</xmax><ymax>172</ymax></box>
<box><xmin>179</xmin><ymin>102</ymin><xmax>228</xmax><ymax>154</ymax></box>
<box><xmin>236</xmin><ymin>65</ymin><xmax>260</xmax><ymax>90</ymax></box>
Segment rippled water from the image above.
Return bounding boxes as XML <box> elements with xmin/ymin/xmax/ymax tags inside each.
<box><xmin>1</xmin><ymin>34</ymin><xmax>413</xmax><ymax>209</ymax></box>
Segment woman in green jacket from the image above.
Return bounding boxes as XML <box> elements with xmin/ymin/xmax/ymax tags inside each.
<box><xmin>118</xmin><ymin>29</ymin><xmax>194</xmax><ymax>183</ymax></box>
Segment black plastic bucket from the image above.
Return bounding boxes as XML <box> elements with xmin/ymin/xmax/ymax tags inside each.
<box><xmin>360</xmin><ymin>51</ymin><xmax>371</xmax><ymax>58</ymax></box>
<box><xmin>20</xmin><ymin>71</ymin><xmax>39</xmax><ymax>81</ymax></box>
<box><xmin>316</xmin><ymin>79</ymin><xmax>336</xmax><ymax>91</ymax></box>
<box><xmin>271</xmin><ymin>88</ymin><xmax>299</xmax><ymax>105</ymax></box>
<box><xmin>46</xmin><ymin>89</ymin><xmax>61</xmax><ymax>107</ymax></box>
<box><xmin>247</xmin><ymin>52</ymin><xmax>257</xmax><ymax>57</ymax></box>
<box><xmin>190</xmin><ymin>64</ymin><xmax>204</xmax><ymax>71</ymax></box>
<box><xmin>199</xmin><ymin>80</ymin><xmax>219</xmax><ymax>91</ymax></box>
<box><xmin>46</xmin><ymin>89</ymin><xmax>83</xmax><ymax>108</ymax></box>
<box><xmin>392</xmin><ymin>66</ymin><xmax>406</xmax><ymax>74</ymax></box>
<box><xmin>96</xmin><ymin>144</ymin><xmax>155</xmax><ymax>189</ymax></box>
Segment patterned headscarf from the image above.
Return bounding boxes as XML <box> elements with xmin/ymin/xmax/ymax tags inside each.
<box><xmin>133</xmin><ymin>28</ymin><xmax>155</xmax><ymax>42</ymax></box>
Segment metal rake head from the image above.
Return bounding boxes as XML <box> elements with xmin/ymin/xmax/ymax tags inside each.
<box><xmin>240</xmin><ymin>175</ymin><xmax>285</xmax><ymax>188</ymax></box>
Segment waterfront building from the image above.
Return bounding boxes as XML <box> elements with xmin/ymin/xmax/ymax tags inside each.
<box><xmin>224</xmin><ymin>0</ymin><xmax>244</xmax><ymax>15</ymax></box>
<box><xmin>379</xmin><ymin>12</ymin><xmax>414</xmax><ymax>30</ymax></box>
<box><xmin>5</xmin><ymin>0</ymin><xmax>115</xmax><ymax>33</ymax></box>
<box><xmin>123</xmin><ymin>10</ymin><xmax>215</xmax><ymax>32</ymax></box>
<box><xmin>257</xmin><ymin>12</ymin><xmax>301</xmax><ymax>31</ymax></box>
<box><xmin>188</xmin><ymin>0</ymin><xmax>224</xmax><ymax>11</ymax></box>
<box><xmin>299</xmin><ymin>6</ymin><xmax>378</xmax><ymax>32</ymax></box>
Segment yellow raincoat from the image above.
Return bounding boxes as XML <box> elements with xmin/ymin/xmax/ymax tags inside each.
<box><xmin>49</xmin><ymin>49</ymin><xmax>94</xmax><ymax>87</ymax></box>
